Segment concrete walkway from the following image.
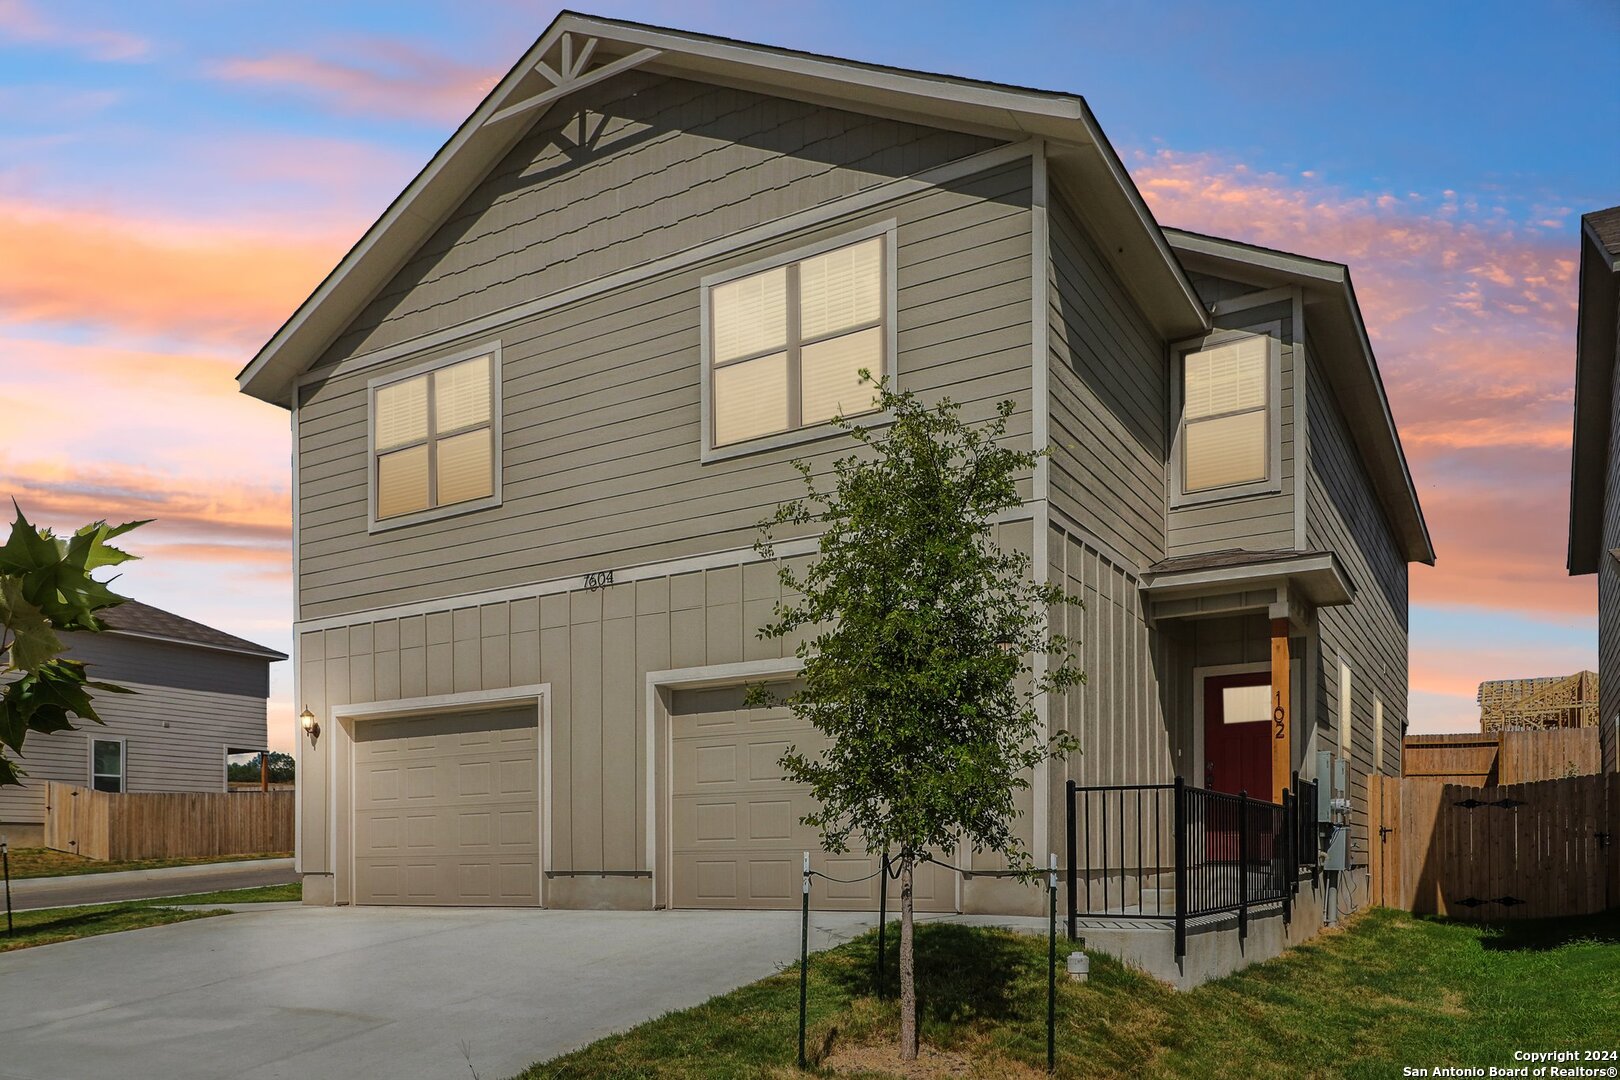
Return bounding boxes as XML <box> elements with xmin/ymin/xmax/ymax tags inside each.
<box><xmin>9</xmin><ymin>858</ymin><xmax>297</xmax><ymax>910</ymax></box>
<box><xmin>0</xmin><ymin>905</ymin><xmax>899</xmax><ymax>1080</ymax></box>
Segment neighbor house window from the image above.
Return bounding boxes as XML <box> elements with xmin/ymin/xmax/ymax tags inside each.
<box><xmin>1176</xmin><ymin>330</ymin><xmax>1277</xmax><ymax>498</ymax></box>
<box><xmin>705</xmin><ymin>232</ymin><xmax>889</xmax><ymax>449</ymax></box>
<box><xmin>90</xmin><ymin>737</ymin><xmax>124</xmax><ymax>793</ymax></box>
<box><xmin>371</xmin><ymin>349</ymin><xmax>498</xmax><ymax>525</ymax></box>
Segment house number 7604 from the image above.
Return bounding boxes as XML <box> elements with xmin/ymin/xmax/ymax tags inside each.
<box><xmin>583</xmin><ymin>570</ymin><xmax>614</xmax><ymax>591</ymax></box>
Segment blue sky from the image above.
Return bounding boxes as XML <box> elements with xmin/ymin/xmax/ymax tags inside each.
<box><xmin>2</xmin><ymin>0</ymin><xmax>1616</xmax><ymax>747</ymax></box>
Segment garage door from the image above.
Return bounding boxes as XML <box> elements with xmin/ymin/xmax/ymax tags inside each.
<box><xmin>670</xmin><ymin>685</ymin><xmax>954</xmax><ymax>911</ymax></box>
<box><xmin>353</xmin><ymin>707</ymin><xmax>539</xmax><ymax>906</ymax></box>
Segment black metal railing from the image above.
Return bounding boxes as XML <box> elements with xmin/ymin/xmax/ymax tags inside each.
<box><xmin>1066</xmin><ymin>775</ymin><xmax>1324</xmax><ymax>959</ymax></box>
<box><xmin>1064</xmin><ymin>783</ymin><xmax>1177</xmax><ymax>923</ymax></box>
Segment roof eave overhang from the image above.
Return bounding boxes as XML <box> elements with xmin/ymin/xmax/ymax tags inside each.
<box><xmin>1141</xmin><ymin>552</ymin><xmax>1356</xmax><ymax>609</ymax></box>
<box><xmin>1567</xmin><ymin>219</ymin><xmax>1619</xmax><ymax>576</ymax></box>
<box><xmin>1164</xmin><ymin>229</ymin><xmax>1436</xmax><ymax>566</ymax></box>
<box><xmin>99</xmin><ymin>628</ymin><xmax>288</xmax><ymax>662</ymax></box>
<box><xmin>237</xmin><ymin>10</ymin><xmax>1208</xmax><ymax>405</ymax></box>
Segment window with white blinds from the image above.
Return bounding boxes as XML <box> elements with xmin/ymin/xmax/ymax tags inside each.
<box><xmin>707</xmin><ymin>234</ymin><xmax>888</xmax><ymax>448</ymax></box>
<box><xmin>1179</xmin><ymin>334</ymin><xmax>1272</xmax><ymax>495</ymax></box>
<box><xmin>372</xmin><ymin>351</ymin><xmax>497</xmax><ymax>523</ymax></box>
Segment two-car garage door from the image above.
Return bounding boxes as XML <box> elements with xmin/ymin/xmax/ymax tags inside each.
<box><xmin>669</xmin><ymin>685</ymin><xmax>954</xmax><ymax>911</ymax></box>
<box><xmin>353</xmin><ymin>708</ymin><xmax>540</xmax><ymax>906</ymax></box>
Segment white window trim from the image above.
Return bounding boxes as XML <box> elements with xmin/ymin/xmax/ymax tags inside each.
<box><xmin>366</xmin><ymin>339</ymin><xmax>504</xmax><ymax>533</ymax></box>
<box><xmin>88</xmin><ymin>735</ymin><xmax>126</xmax><ymax>794</ymax></box>
<box><xmin>1337</xmin><ymin>654</ymin><xmax>1354</xmax><ymax>761</ymax></box>
<box><xmin>1372</xmin><ymin>694</ymin><xmax>1385</xmax><ymax>775</ymax></box>
<box><xmin>1169</xmin><ymin>321</ymin><xmax>1284</xmax><ymax>508</ymax></box>
<box><xmin>698</xmin><ymin>220</ymin><xmax>899</xmax><ymax>464</ymax></box>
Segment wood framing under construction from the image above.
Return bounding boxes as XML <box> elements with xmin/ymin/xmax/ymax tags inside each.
<box><xmin>1477</xmin><ymin>671</ymin><xmax>1599</xmax><ymax>731</ymax></box>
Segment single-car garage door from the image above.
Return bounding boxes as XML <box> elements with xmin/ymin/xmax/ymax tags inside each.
<box><xmin>353</xmin><ymin>707</ymin><xmax>540</xmax><ymax>906</ymax></box>
<box><xmin>670</xmin><ymin>685</ymin><xmax>954</xmax><ymax>911</ymax></box>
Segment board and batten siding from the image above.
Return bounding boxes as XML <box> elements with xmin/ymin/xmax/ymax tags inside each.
<box><xmin>297</xmin><ymin>159</ymin><xmax>1035</xmax><ymax>622</ymax></box>
<box><xmin>1166</xmin><ymin>278</ymin><xmax>1298</xmax><ymax>558</ymax></box>
<box><xmin>1045</xmin><ymin>193</ymin><xmax>1169</xmax><ymax>570</ymax></box>
<box><xmin>1602</xmin><ymin>304</ymin><xmax>1620</xmax><ymax>774</ymax></box>
<box><xmin>1303</xmin><ymin>331</ymin><xmax>1410</xmax><ymax>862</ymax></box>
<box><xmin>0</xmin><ymin>636</ymin><xmax>270</xmax><ymax>827</ymax></box>
<box><xmin>296</xmin><ymin>520</ymin><xmax>1033</xmax><ymax>905</ymax></box>
<box><xmin>319</xmin><ymin>72</ymin><xmax>1000</xmax><ymax>366</ymax></box>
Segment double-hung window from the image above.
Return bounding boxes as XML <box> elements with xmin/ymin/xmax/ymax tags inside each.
<box><xmin>90</xmin><ymin>736</ymin><xmax>124</xmax><ymax>793</ymax></box>
<box><xmin>1174</xmin><ymin>328</ymin><xmax>1279</xmax><ymax>501</ymax></box>
<box><xmin>704</xmin><ymin>230</ymin><xmax>891</xmax><ymax>453</ymax></box>
<box><xmin>370</xmin><ymin>348</ymin><xmax>499</xmax><ymax>527</ymax></box>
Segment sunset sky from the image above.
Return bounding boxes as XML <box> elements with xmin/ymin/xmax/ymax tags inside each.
<box><xmin>2</xmin><ymin>0</ymin><xmax>1616</xmax><ymax>752</ymax></box>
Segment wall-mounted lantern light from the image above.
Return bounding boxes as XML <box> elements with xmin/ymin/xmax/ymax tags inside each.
<box><xmin>299</xmin><ymin>707</ymin><xmax>320</xmax><ymax>747</ymax></box>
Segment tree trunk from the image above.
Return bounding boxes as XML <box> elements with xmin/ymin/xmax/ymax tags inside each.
<box><xmin>899</xmin><ymin>852</ymin><xmax>918</xmax><ymax>1060</ymax></box>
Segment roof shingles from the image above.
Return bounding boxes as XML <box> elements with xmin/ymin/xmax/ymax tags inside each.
<box><xmin>97</xmin><ymin>600</ymin><xmax>286</xmax><ymax>660</ymax></box>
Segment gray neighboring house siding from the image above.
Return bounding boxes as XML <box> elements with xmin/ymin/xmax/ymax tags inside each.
<box><xmin>0</xmin><ymin>610</ymin><xmax>284</xmax><ymax>845</ymax></box>
<box><xmin>240</xmin><ymin>14</ymin><xmax>1428</xmax><ymax>924</ymax></box>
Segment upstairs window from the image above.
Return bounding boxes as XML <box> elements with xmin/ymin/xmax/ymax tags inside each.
<box><xmin>371</xmin><ymin>349</ymin><xmax>499</xmax><ymax>527</ymax></box>
<box><xmin>704</xmin><ymin>231</ymin><xmax>891</xmax><ymax>452</ymax></box>
<box><xmin>1174</xmin><ymin>329</ymin><xmax>1279</xmax><ymax>502</ymax></box>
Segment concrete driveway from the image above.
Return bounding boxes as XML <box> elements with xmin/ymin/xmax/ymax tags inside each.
<box><xmin>0</xmin><ymin>905</ymin><xmax>890</xmax><ymax>1080</ymax></box>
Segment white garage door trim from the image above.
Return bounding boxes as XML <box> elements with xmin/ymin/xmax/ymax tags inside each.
<box><xmin>647</xmin><ymin>659</ymin><xmax>802</xmax><ymax>910</ymax></box>
<box><xmin>333</xmin><ymin>683</ymin><xmax>551</xmax><ymax>906</ymax></box>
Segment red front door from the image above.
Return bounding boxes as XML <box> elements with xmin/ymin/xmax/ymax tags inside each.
<box><xmin>1204</xmin><ymin>671</ymin><xmax>1273</xmax><ymax>798</ymax></box>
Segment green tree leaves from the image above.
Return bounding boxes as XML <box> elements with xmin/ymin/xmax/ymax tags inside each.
<box><xmin>0</xmin><ymin>506</ymin><xmax>146</xmax><ymax>786</ymax></box>
<box><xmin>753</xmin><ymin>383</ymin><xmax>1083</xmax><ymax>873</ymax></box>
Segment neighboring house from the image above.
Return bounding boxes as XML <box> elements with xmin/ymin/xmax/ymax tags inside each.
<box><xmin>1568</xmin><ymin>205</ymin><xmax>1620</xmax><ymax>775</ymax></box>
<box><xmin>1477</xmin><ymin>672</ymin><xmax>1599</xmax><ymax>732</ymax></box>
<box><xmin>237</xmin><ymin>12</ymin><xmax>1431</xmax><ymax>932</ymax></box>
<box><xmin>0</xmin><ymin>601</ymin><xmax>287</xmax><ymax>847</ymax></box>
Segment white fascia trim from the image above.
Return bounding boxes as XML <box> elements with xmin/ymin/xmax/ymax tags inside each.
<box><xmin>328</xmin><ymin>683</ymin><xmax>551</xmax><ymax>722</ymax></box>
<box><xmin>644</xmin><ymin>656</ymin><xmax>803</xmax><ymax>907</ymax></box>
<box><xmin>1070</xmin><ymin>101</ymin><xmax>1208</xmax><ymax>332</ymax></box>
<box><xmin>565</xmin><ymin>15</ymin><xmax>1088</xmax><ymax>125</ymax></box>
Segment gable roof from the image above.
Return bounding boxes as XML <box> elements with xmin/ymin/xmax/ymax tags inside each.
<box><xmin>97</xmin><ymin>600</ymin><xmax>287</xmax><ymax>661</ymax></box>
<box><xmin>1162</xmin><ymin>228</ymin><xmax>1436</xmax><ymax>566</ymax></box>
<box><xmin>1568</xmin><ymin>206</ymin><xmax>1620</xmax><ymax>575</ymax></box>
<box><xmin>236</xmin><ymin>9</ymin><xmax>1209</xmax><ymax>404</ymax></box>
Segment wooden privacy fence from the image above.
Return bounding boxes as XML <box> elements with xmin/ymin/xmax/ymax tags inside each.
<box><xmin>1368</xmin><ymin>771</ymin><xmax>1619</xmax><ymax>920</ymax></box>
<box><xmin>43</xmin><ymin>781</ymin><xmax>294</xmax><ymax>861</ymax></box>
<box><xmin>1402</xmin><ymin>728</ymin><xmax>1601</xmax><ymax>786</ymax></box>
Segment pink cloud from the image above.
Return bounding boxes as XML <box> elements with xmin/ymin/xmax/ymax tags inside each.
<box><xmin>0</xmin><ymin>196</ymin><xmax>350</xmax><ymax>346</ymax></box>
<box><xmin>1134</xmin><ymin>150</ymin><xmax>1583</xmax><ymax>618</ymax></box>
<box><xmin>206</xmin><ymin>38</ymin><xmax>498</xmax><ymax>123</ymax></box>
<box><xmin>0</xmin><ymin>0</ymin><xmax>149</xmax><ymax>61</ymax></box>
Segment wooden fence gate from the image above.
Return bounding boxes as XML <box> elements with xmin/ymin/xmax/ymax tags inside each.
<box><xmin>43</xmin><ymin>781</ymin><xmax>295</xmax><ymax>861</ymax></box>
<box><xmin>1368</xmin><ymin>772</ymin><xmax>1618</xmax><ymax>920</ymax></box>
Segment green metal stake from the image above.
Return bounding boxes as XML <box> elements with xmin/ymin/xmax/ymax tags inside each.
<box><xmin>2</xmin><ymin>840</ymin><xmax>12</xmax><ymax>936</ymax></box>
<box><xmin>877</xmin><ymin>850</ymin><xmax>888</xmax><ymax>997</ymax></box>
<box><xmin>1047</xmin><ymin>852</ymin><xmax>1057</xmax><ymax>1073</ymax></box>
<box><xmin>799</xmin><ymin>850</ymin><xmax>810</xmax><ymax>1070</ymax></box>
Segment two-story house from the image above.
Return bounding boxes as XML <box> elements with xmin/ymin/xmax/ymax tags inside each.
<box><xmin>238</xmin><ymin>13</ymin><xmax>1431</xmax><ymax>964</ymax></box>
<box><xmin>1569</xmin><ymin>205</ymin><xmax>1620</xmax><ymax>775</ymax></box>
<box><xmin>0</xmin><ymin>601</ymin><xmax>285</xmax><ymax>847</ymax></box>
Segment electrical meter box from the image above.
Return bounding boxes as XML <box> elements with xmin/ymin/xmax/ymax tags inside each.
<box><xmin>1324</xmin><ymin>822</ymin><xmax>1350</xmax><ymax>871</ymax></box>
<box><xmin>1314</xmin><ymin>750</ymin><xmax>1336</xmax><ymax>821</ymax></box>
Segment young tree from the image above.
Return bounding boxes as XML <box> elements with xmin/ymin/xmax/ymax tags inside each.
<box><xmin>0</xmin><ymin>507</ymin><xmax>147</xmax><ymax>787</ymax></box>
<box><xmin>753</xmin><ymin>384</ymin><xmax>1082</xmax><ymax>1060</ymax></box>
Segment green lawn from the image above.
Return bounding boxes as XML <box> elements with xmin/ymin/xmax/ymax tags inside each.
<box><xmin>2</xmin><ymin>847</ymin><xmax>291</xmax><ymax>879</ymax></box>
<box><xmin>518</xmin><ymin>907</ymin><xmax>1620</xmax><ymax>1079</ymax></box>
<box><xmin>1</xmin><ymin>881</ymin><xmax>301</xmax><ymax>953</ymax></box>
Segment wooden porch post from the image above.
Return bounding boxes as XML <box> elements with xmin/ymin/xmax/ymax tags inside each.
<box><xmin>1270</xmin><ymin>618</ymin><xmax>1292</xmax><ymax>803</ymax></box>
